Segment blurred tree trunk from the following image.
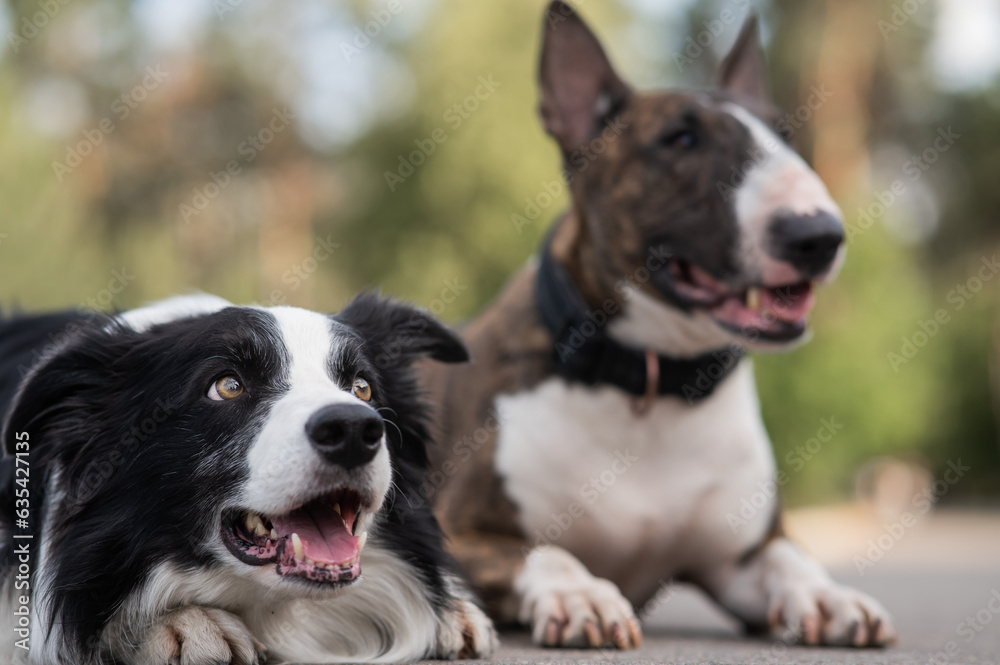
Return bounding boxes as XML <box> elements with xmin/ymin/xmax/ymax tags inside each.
<box><xmin>810</xmin><ymin>0</ymin><xmax>880</xmax><ymax>202</ymax></box>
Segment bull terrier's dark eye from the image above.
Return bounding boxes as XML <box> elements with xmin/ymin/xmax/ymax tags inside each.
<box><xmin>353</xmin><ymin>377</ymin><xmax>372</xmax><ymax>402</ymax></box>
<box><xmin>208</xmin><ymin>375</ymin><xmax>245</xmax><ymax>401</ymax></box>
<box><xmin>662</xmin><ymin>129</ymin><xmax>697</xmax><ymax>150</ymax></box>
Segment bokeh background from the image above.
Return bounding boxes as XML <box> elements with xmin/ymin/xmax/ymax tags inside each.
<box><xmin>0</xmin><ymin>0</ymin><xmax>997</xmax><ymax>508</ymax></box>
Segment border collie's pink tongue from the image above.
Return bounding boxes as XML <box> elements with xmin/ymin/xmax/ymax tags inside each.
<box><xmin>271</xmin><ymin>506</ymin><xmax>358</xmax><ymax>565</ymax></box>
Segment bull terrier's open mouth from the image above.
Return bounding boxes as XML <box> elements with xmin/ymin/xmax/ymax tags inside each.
<box><xmin>661</xmin><ymin>259</ymin><xmax>816</xmax><ymax>341</ymax></box>
<box><xmin>222</xmin><ymin>488</ymin><xmax>368</xmax><ymax>586</ymax></box>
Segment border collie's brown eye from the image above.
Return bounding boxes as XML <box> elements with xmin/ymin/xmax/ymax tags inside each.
<box><xmin>353</xmin><ymin>377</ymin><xmax>372</xmax><ymax>402</ymax></box>
<box><xmin>209</xmin><ymin>376</ymin><xmax>244</xmax><ymax>401</ymax></box>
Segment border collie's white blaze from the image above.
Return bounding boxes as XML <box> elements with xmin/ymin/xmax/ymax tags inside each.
<box><xmin>0</xmin><ymin>295</ymin><xmax>496</xmax><ymax>664</ymax></box>
<box><xmin>243</xmin><ymin>308</ymin><xmax>392</xmax><ymax>525</ymax></box>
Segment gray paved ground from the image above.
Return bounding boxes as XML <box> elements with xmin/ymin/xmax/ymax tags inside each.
<box><xmin>410</xmin><ymin>509</ymin><xmax>1000</xmax><ymax>665</ymax></box>
<box><xmin>415</xmin><ymin>568</ymin><xmax>1000</xmax><ymax>665</ymax></box>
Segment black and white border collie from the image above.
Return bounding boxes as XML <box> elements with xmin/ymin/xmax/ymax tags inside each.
<box><xmin>0</xmin><ymin>294</ymin><xmax>496</xmax><ymax>664</ymax></box>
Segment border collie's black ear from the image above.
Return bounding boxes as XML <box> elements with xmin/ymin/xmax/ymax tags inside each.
<box><xmin>717</xmin><ymin>13</ymin><xmax>771</xmax><ymax>105</ymax></box>
<box><xmin>539</xmin><ymin>1</ymin><xmax>630</xmax><ymax>152</ymax></box>
<box><xmin>3</xmin><ymin>351</ymin><xmax>77</xmax><ymax>457</ymax></box>
<box><xmin>338</xmin><ymin>292</ymin><xmax>469</xmax><ymax>368</ymax></box>
<box><xmin>1</xmin><ymin>330</ymin><xmax>114</xmax><ymax>457</ymax></box>
<box><xmin>2</xmin><ymin>357</ymin><xmax>61</xmax><ymax>457</ymax></box>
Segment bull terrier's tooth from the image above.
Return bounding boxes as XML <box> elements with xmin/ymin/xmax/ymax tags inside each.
<box><xmin>357</xmin><ymin>531</ymin><xmax>368</xmax><ymax>552</ymax></box>
<box><xmin>333</xmin><ymin>503</ymin><xmax>341</xmax><ymax>516</ymax></box>
<box><xmin>746</xmin><ymin>287</ymin><xmax>761</xmax><ymax>312</ymax></box>
<box><xmin>291</xmin><ymin>533</ymin><xmax>304</xmax><ymax>559</ymax></box>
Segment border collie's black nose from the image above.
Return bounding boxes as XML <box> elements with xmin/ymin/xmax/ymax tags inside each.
<box><xmin>306</xmin><ymin>403</ymin><xmax>385</xmax><ymax>469</ymax></box>
<box><xmin>769</xmin><ymin>211</ymin><xmax>844</xmax><ymax>277</ymax></box>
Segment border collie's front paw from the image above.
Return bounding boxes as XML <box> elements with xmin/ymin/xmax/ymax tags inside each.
<box><xmin>517</xmin><ymin>547</ymin><xmax>642</xmax><ymax>649</ymax></box>
<box><xmin>436</xmin><ymin>590</ymin><xmax>498</xmax><ymax>659</ymax></box>
<box><xmin>135</xmin><ymin>606</ymin><xmax>266</xmax><ymax>665</ymax></box>
<box><xmin>768</xmin><ymin>582</ymin><xmax>897</xmax><ymax>647</ymax></box>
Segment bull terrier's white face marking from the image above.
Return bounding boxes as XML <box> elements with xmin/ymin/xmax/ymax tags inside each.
<box><xmin>607</xmin><ymin>100</ymin><xmax>847</xmax><ymax>356</ymax></box>
<box><xmin>609</xmin><ymin>98</ymin><xmax>848</xmax><ymax>356</ymax></box>
<box><xmin>725</xmin><ymin>103</ymin><xmax>845</xmax><ymax>287</ymax></box>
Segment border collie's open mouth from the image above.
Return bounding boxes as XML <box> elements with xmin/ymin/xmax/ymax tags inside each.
<box><xmin>222</xmin><ymin>489</ymin><xmax>368</xmax><ymax>586</ymax></box>
<box><xmin>660</xmin><ymin>260</ymin><xmax>816</xmax><ymax>342</ymax></box>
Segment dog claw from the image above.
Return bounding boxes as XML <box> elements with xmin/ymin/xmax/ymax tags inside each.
<box><xmin>545</xmin><ymin>618</ymin><xmax>561</xmax><ymax>646</ymax></box>
<box><xmin>848</xmin><ymin>620</ymin><xmax>862</xmax><ymax>646</ymax></box>
<box><xmin>874</xmin><ymin>617</ymin><xmax>896</xmax><ymax>646</ymax></box>
<box><xmin>611</xmin><ymin>623</ymin><xmax>630</xmax><ymax>650</ymax></box>
<box><xmin>584</xmin><ymin>620</ymin><xmax>602</xmax><ymax>647</ymax></box>
<box><xmin>627</xmin><ymin>617</ymin><xmax>643</xmax><ymax>648</ymax></box>
<box><xmin>802</xmin><ymin>615</ymin><xmax>821</xmax><ymax>645</ymax></box>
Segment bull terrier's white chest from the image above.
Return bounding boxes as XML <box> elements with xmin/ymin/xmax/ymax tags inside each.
<box><xmin>494</xmin><ymin>362</ymin><xmax>777</xmax><ymax>603</ymax></box>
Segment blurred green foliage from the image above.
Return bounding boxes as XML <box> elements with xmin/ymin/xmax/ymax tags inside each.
<box><xmin>0</xmin><ymin>0</ymin><xmax>996</xmax><ymax>505</ymax></box>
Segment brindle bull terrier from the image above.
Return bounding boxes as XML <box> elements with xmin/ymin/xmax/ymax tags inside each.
<box><xmin>420</xmin><ymin>0</ymin><xmax>895</xmax><ymax>651</ymax></box>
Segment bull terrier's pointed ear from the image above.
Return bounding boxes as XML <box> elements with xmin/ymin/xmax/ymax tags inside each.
<box><xmin>539</xmin><ymin>1</ymin><xmax>630</xmax><ymax>152</ymax></box>
<box><xmin>717</xmin><ymin>13</ymin><xmax>771</xmax><ymax>105</ymax></box>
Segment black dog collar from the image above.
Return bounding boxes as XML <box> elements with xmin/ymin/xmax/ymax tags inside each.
<box><xmin>534</xmin><ymin>234</ymin><xmax>743</xmax><ymax>406</ymax></box>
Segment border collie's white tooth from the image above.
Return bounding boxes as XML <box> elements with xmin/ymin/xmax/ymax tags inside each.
<box><xmin>747</xmin><ymin>287</ymin><xmax>761</xmax><ymax>312</ymax></box>
<box><xmin>254</xmin><ymin>521</ymin><xmax>269</xmax><ymax>537</ymax></box>
<box><xmin>245</xmin><ymin>513</ymin><xmax>260</xmax><ymax>533</ymax></box>
<box><xmin>357</xmin><ymin>531</ymin><xmax>368</xmax><ymax>552</ymax></box>
<box><xmin>291</xmin><ymin>533</ymin><xmax>304</xmax><ymax>559</ymax></box>
<box><xmin>333</xmin><ymin>503</ymin><xmax>341</xmax><ymax>516</ymax></box>
<box><xmin>270</xmin><ymin>528</ymin><xmax>279</xmax><ymax>541</ymax></box>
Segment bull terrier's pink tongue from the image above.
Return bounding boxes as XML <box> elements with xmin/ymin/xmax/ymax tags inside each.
<box><xmin>271</xmin><ymin>508</ymin><xmax>358</xmax><ymax>564</ymax></box>
<box><xmin>761</xmin><ymin>284</ymin><xmax>815</xmax><ymax>323</ymax></box>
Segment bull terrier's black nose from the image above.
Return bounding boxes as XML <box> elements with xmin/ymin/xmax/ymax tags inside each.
<box><xmin>306</xmin><ymin>403</ymin><xmax>384</xmax><ymax>469</ymax></box>
<box><xmin>769</xmin><ymin>211</ymin><xmax>844</xmax><ymax>277</ymax></box>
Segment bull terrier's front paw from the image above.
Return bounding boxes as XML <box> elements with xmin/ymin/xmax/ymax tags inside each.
<box><xmin>517</xmin><ymin>547</ymin><xmax>642</xmax><ymax>649</ymax></box>
<box><xmin>768</xmin><ymin>581</ymin><xmax>896</xmax><ymax>647</ymax></box>
<box><xmin>135</xmin><ymin>606</ymin><xmax>266</xmax><ymax>665</ymax></box>
<box><xmin>435</xmin><ymin>594</ymin><xmax>498</xmax><ymax>660</ymax></box>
